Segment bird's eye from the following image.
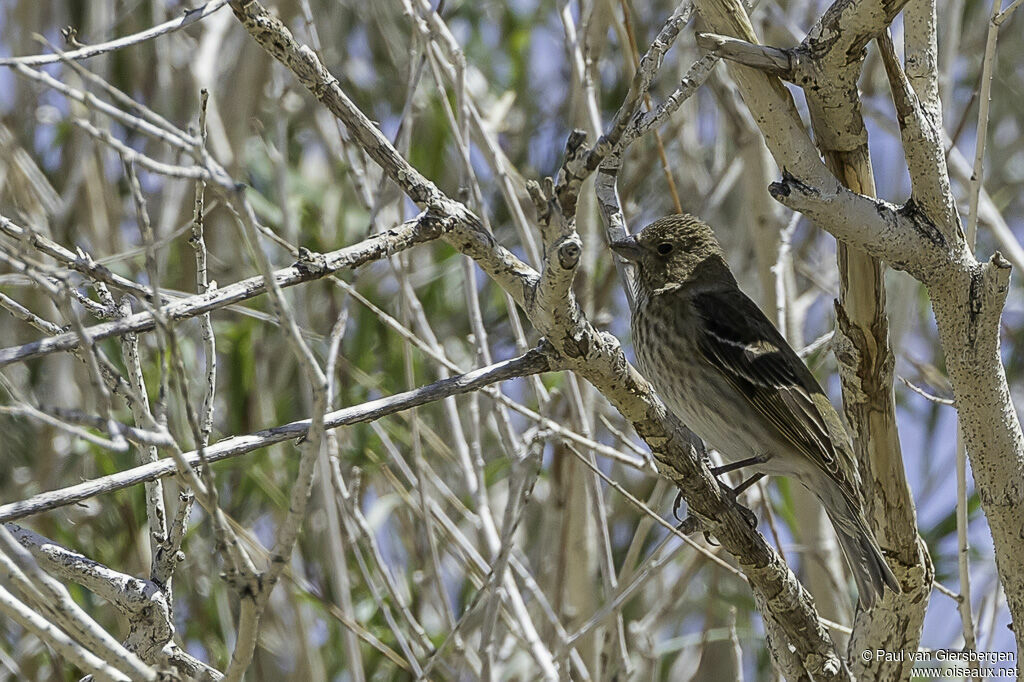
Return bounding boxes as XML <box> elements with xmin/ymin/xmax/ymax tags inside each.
<box><xmin>656</xmin><ymin>242</ymin><xmax>673</xmax><ymax>256</ymax></box>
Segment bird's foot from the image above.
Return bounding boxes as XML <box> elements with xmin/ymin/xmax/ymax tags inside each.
<box><xmin>675</xmin><ymin>512</ymin><xmax>717</xmax><ymax>545</ymax></box>
<box><xmin>735</xmin><ymin>501</ymin><xmax>758</xmax><ymax>530</ymax></box>
<box><xmin>672</xmin><ymin>470</ymin><xmax>762</xmax><ymax>537</ymax></box>
<box><xmin>672</xmin><ymin>490</ymin><xmax>685</xmax><ymax>522</ymax></box>
<box><xmin>719</xmin><ymin>478</ymin><xmax>759</xmax><ymax>529</ymax></box>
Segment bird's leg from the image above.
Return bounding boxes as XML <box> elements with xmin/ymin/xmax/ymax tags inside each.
<box><xmin>731</xmin><ymin>472</ymin><xmax>765</xmax><ymax>497</ymax></box>
<box><xmin>673</xmin><ymin>457</ymin><xmax>766</xmax><ymax>523</ymax></box>
<box><xmin>723</xmin><ymin>474</ymin><xmax>764</xmax><ymax>529</ymax></box>
<box><xmin>710</xmin><ymin>456</ymin><xmax>766</xmax><ymax>528</ymax></box>
<box><xmin>710</xmin><ymin>454</ymin><xmax>768</xmax><ymax>477</ymax></box>
<box><xmin>672</xmin><ymin>454</ymin><xmax>769</xmax><ymax>536</ymax></box>
<box><xmin>672</xmin><ymin>473</ymin><xmax>764</xmax><ymax>537</ymax></box>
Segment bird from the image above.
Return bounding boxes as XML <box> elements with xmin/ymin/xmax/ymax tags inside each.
<box><xmin>610</xmin><ymin>214</ymin><xmax>900</xmax><ymax>608</ymax></box>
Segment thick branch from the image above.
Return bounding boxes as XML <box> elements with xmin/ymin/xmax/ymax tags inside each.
<box><xmin>3</xmin><ymin>524</ymin><xmax>190</xmax><ymax>669</ymax></box>
<box><xmin>766</xmin><ymin>174</ymin><xmax>949</xmax><ymax>281</ymax></box>
<box><xmin>0</xmin><ymin>526</ymin><xmax>159</xmax><ymax>679</ymax></box>
<box><xmin>694</xmin><ymin>0</ymin><xmax>935</xmax><ymax>671</ymax></box>
<box><xmin>702</xmin><ymin>0</ymin><xmax>1024</xmax><ymax>652</ymax></box>
<box><xmin>695</xmin><ymin>33</ymin><xmax>792</xmax><ymax>78</ymax></box>
<box><xmin>929</xmin><ymin>255</ymin><xmax>1024</xmax><ymax>659</ymax></box>
<box><xmin>876</xmin><ymin>31</ymin><xmax>958</xmax><ymax>232</ymax></box>
<box><xmin>528</xmin><ymin>170</ymin><xmax>848</xmax><ymax>680</ymax></box>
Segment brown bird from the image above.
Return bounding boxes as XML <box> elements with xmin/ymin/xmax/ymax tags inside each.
<box><xmin>611</xmin><ymin>214</ymin><xmax>900</xmax><ymax>608</ymax></box>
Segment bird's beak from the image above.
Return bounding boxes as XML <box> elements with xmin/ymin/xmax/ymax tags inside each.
<box><xmin>610</xmin><ymin>235</ymin><xmax>642</xmax><ymax>263</ymax></box>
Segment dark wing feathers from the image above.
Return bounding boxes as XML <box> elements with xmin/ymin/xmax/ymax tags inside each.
<box><xmin>690</xmin><ymin>288</ymin><xmax>841</xmax><ymax>478</ymax></box>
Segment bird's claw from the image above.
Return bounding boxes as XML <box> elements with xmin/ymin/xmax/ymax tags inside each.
<box><xmin>719</xmin><ymin>481</ymin><xmax>758</xmax><ymax>529</ymax></box>
<box><xmin>672</xmin><ymin>491</ymin><xmax>685</xmax><ymax>522</ymax></box>
<box><xmin>673</xmin><ymin>493</ymin><xmax>706</xmax><ymax>537</ymax></box>
<box><xmin>675</xmin><ymin>514</ymin><xmax>718</xmax><ymax>547</ymax></box>
<box><xmin>675</xmin><ymin>514</ymin><xmax>699</xmax><ymax>534</ymax></box>
<box><xmin>738</xmin><ymin>504</ymin><xmax>758</xmax><ymax>529</ymax></box>
<box><xmin>671</xmin><ymin>476</ymin><xmax>758</xmax><ymax>539</ymax></box>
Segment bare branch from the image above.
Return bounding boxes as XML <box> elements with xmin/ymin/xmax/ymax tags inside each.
<box><xmin>0</xmin><ymin>215</ymin><xmax>445</xmax><ymax>367</ymax></box>
<box><xmin>0</xmin><ymin>1</ymin><xmax>229</xmax><ymax>67</ymax></box>
<box><xmin>695</xmin><ymin>33</ymin><xmax>792</xmax><ymax>77</ymax></box>
<box><xmin>0</xmin><ymin>348</ymin><xmax>557</xmax><ymax>524</ymax></box>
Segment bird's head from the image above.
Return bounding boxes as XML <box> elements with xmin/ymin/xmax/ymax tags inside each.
<box><xmin>610</xmin><ymin>214</ymin><xmax>729</xmax><ymax>294</ymax></box>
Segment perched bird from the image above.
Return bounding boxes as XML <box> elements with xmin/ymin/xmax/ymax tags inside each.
<box><xmin>610</xmin><ymin>214</ymin><xmax>900</xmax><ymax>608</ymax></box>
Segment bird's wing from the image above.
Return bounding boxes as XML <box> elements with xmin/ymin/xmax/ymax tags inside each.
<box><xmin>689</xmin><ymin>287</ymin><xmax>846</xmax><ymax>483</ymax></box>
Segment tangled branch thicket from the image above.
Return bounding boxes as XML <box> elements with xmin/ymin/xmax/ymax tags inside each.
<box><xmin>1</xmin><ymin>0</ymin><xmax>1022</xmax><ymax>679</ymax></box>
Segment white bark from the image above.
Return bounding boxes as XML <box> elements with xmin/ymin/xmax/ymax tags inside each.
<box><xmin>695</xmin><ymin>0</ymin><xmax>1024</xmax><ymax>667</ymax></box>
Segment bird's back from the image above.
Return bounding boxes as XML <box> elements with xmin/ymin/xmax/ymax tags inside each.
<box><xmin>633</xmin><ymin>280</ymin><xmax>860</xmax><ymax>502</ymax></box>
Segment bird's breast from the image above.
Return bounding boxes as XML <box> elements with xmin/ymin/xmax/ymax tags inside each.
<box><xmin>631</xmin><ymin>299</ymin><xmax>787</xmax><ymax>472</ymax></box>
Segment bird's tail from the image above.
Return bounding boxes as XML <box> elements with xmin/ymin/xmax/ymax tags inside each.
<box><xmin>827</xmin><ymin>510</ymin><xmax>901</xmax><ymax>609</ymax></box>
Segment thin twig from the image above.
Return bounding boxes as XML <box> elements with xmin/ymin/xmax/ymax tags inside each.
<box><xmin>0</xmin><ymin>349</ymin><xmax>556</xmax><ymax>524</ymax></box>
<box><xmin>0</xmin><ymin>1</ymin><xmax>229</xmax><ymax>66</ymax></box>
